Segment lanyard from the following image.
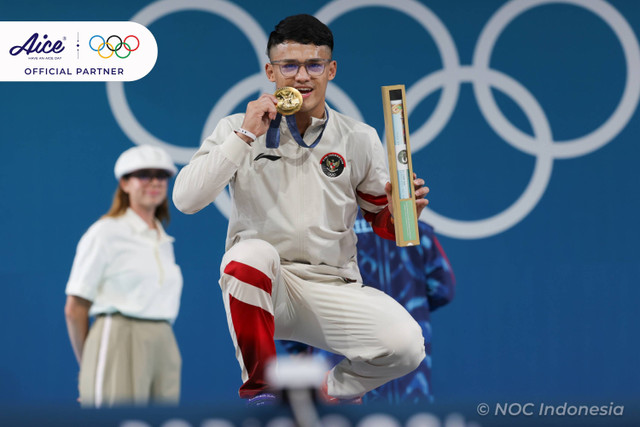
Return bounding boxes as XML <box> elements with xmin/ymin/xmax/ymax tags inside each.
<box><xmin>265</xmin><ymin>109</ymin><xmax>329</xmax><ymax>149</ymax></box>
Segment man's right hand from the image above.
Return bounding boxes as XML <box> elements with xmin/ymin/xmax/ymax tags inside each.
<box><xmin>236</xmin><ymin>93</ymin><xmax>279</xmax><ymax>143</ymax></box>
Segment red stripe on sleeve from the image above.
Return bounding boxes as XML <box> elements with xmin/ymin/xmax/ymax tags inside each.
<box><xmin>357</xmin><ymin>190</ymin><xmax>388</xmax><ymax>206</ymax></box>
<box><xmin>362</xmin><ymin>207</ymin><xmax>396</xmax><ymax>241</ymax></box>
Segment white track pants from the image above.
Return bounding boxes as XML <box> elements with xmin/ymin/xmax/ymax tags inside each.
<box><xmin>219</xmin><ymin>239</ymin><xmax>425</xmax><ymax>399</ymax></box>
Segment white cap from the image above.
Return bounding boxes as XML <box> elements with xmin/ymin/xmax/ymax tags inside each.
<box><xmin>114</xmin><ymin>145</ymin><xmax>178</xmax><ymax>179</ymax></box>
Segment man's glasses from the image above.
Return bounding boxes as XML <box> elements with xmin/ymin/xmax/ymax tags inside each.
<box><xmin>125</xmin><ymin>169</ymin><xmax>171</xmax><ymax>182</ymax></box>
<box><xmin>270</xmin><ymin>59</ymin><xmax>332</xmax><ymax>77</ymax></box>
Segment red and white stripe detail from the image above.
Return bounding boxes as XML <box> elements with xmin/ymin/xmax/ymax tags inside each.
<box><xmin>362</xmin><ymin>206</ymin><xmax>396</xmax><ymax>241</ymax></box>
<box><xmin>357</xmin><ymin>190</ymin><xmax>387</xmax><ymax>207</ymax></box>
<box><xmin>221</xmin><ymin>260</ymin><xmax>276</xmax><ymax>398</ymax></box>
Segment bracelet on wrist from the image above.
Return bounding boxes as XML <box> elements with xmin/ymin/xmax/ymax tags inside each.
<box><xmin>235</xmin><ymin>128</ymin><xmax>256</xmax><ymax>142</ymax></box>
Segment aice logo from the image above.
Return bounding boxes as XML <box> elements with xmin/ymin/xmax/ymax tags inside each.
<box><xmin>9</xmin><ymin>33</ymin><xmax>65</xmax><ymax>56</ymax></box>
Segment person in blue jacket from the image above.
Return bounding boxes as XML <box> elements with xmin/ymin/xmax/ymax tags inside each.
<box><xmin>281</xmin><ymin>212</ymin><xmax>455</xmax><ymax>403</ymax></box>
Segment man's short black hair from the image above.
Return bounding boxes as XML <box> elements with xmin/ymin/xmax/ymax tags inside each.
<box><xmin>267</xmin><ymin>14</ymin><xmax>334</xmax><ymax>58</ymax></box>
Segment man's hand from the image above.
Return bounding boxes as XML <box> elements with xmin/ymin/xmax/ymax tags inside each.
<box><xmin>236</xmin><ymin>94</ymin><xmax>279</xmax><ymax>143</ymax></box>
<box><xmin>385</xmin><ymin>173</ymin><xmax>430</xmax><ymax>218</ymax></box>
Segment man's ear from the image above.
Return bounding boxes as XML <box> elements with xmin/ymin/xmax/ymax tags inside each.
<box><xmin>327</xmin><ymin>60</ymin><xmax>337</xmax><ymax>81</ymax></box>
<box><xmin>266</xmin><ymin>62</ymin><xmax>276</xmax><ymax>82</ymax></box>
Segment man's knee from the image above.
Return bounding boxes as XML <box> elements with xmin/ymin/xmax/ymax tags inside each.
<box><xmin>220</xmin><ymin>239</ymin><xmax>280</xmax><ymax>280</ymax></box>
<box><xmin>379</xmin><ymin>319</ymin><xmax>425</xmax><ymax>374</ymax></box>
<box><xmin>402</xmin><ymin>325</ymin><xmax>426</xmax><ymax>373</ymax></box>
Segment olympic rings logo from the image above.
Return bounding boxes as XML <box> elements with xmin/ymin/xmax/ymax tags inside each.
<box><xmin>106</xmin><ymin>0</ymin><xmax>640</xmax><ymax>239</ymax></box>
<box><xmin>89</xmin><ymin>35</ymin><xmax>139</xmax><ymax>58</ymax></box>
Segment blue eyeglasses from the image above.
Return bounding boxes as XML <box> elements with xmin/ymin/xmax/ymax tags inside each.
<box><xmin>270</xmin><ymin>59</ymin><xmax>332</xmax><ymax>77</ymax></box>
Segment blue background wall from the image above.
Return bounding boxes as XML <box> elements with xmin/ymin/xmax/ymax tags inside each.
<box><xmin>1</xmin><ymin>0</ymin><xmax>639</xmax><ymax>418</ymax></box>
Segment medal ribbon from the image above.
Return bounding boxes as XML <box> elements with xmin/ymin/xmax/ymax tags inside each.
<box><xmin>265</xmin><ymin>108</ymin><xmax>329</xmax><ymax>149</ymax></box>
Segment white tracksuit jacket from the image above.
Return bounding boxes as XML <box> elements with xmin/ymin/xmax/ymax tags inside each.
<box><xmin>173</xmin><ymin>105</ymin><xmax>390</xmax><ymax>281</ymax></box>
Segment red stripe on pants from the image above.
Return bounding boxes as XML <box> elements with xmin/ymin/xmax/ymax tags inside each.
<box><xmin>224</xmin><ymin>260</ymin><xmax>273</xmax><ymax>294</ymax></box>
<box><xmin>229</xmin><ymin>295</ymin><xmax>276</xmax><ymax>398</ymax></box>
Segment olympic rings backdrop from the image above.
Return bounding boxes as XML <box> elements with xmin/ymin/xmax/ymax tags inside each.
<box><xmin>1</xmin><ymin>0</ymin><xmax>639</xmax><ymax>417</ymax></box>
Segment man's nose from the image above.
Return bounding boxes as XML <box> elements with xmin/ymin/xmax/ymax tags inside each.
<box><xmin>295</xmin><ymin>65</ymin><xmax>311</xmax><ymax>81</ymax></box>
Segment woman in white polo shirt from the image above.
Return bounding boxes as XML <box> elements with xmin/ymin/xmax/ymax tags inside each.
<box><xmin>64</xmin><ymin>145</ymin><xmax>183</xmax><ymax>407</ymax></box>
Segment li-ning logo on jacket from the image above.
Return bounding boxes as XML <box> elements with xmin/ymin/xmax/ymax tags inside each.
<box><xmin>254</xmin><ymin>153</ymin><xmax>281</xmax><ymax>161</ymax></box>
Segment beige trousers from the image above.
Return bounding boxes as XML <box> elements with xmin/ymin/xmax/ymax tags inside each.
<box><xmin>79</xmin><ymin>313</ymin><xmax>181</xmax><ymax>407</ymax></box>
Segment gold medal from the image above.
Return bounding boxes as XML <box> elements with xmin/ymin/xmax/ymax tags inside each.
<box><xmin>275</xmin><ymin>87</ymin><xmax>303</xmax><ymax>115</ymax></box>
